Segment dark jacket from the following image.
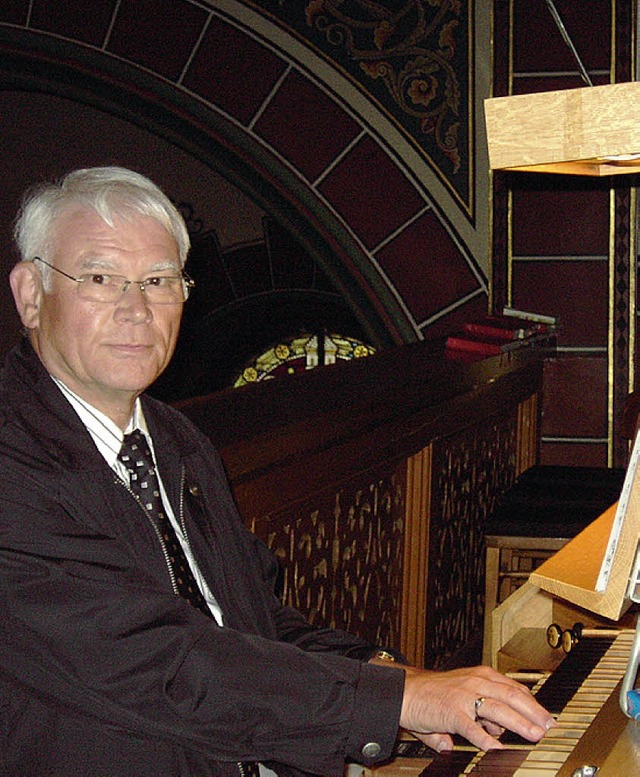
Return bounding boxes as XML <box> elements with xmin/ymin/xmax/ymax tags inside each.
<box><xmin>0</xmin><ymin>339</ymin><xmax>404</xmax><ymax>776</ymax></box>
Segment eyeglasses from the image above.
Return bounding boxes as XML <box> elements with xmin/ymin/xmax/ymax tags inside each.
<box><xmin>33</xmin><ymin>257</ymin><xmax>195</xmax><ymax>304</ymax></box>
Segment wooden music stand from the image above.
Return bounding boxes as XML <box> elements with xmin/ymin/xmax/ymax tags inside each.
<box><xmin>529</xmin><ymin>433</ymin><xmax>640</xmax><ymax>622</ymax></box>
<box><xmin>528</xmin><ymin>437</ymin><xmax>640</xmax><ymax>719</ymax></box>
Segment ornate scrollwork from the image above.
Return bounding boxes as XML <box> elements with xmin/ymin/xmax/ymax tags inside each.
<box><xmin>305</xmin><ymin>0</ymin><xmax>464</xmax><ymax>174</ymax></box>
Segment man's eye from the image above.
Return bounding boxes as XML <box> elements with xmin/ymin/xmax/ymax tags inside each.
<box><xmin>145</xmin><ymin>276</ymin><xmax>173</xmax><ymax>287</ymax></box>
<box><xmin>88</xmin><ymin>274</ymin><xmax>112</xmax><ymax>286</ymax></box>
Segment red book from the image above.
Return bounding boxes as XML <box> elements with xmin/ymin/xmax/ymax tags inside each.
<box><xmin>462</xmin><ymin>315</ymin><xmax>544</xmax><ymax>341</ymax></box>
<box><xmin>445</xmin><ymin>333</ymin><xmax>522</xmax><ymax>355</ymax></box>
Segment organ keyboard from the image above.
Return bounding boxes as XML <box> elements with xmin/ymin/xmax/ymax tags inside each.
<box><xmin>359</xmin><ymin>584</ymin><xmax>640</xmax><ymax>777</ymax></box>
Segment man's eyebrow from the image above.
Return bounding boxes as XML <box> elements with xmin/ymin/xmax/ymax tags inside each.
<box><xmin>77</xmin><ymin>258</ymin><xmax>181</xmax><ymax>273</ymax></box>
<box><xmin>78</xmin><ymin>257</ymin><xmax>117</xmax><ymax>271</ymax></box>
<box><xmin>145</xmin><ymin>261</ymin><xmax>182</xmax><ymax>274</ymax></box>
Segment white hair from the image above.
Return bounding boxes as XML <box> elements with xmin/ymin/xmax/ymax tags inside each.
<box><xmin>14</xmin><ymin>166</ymin><xmax>191</xmax><ymax>288</ymax></box>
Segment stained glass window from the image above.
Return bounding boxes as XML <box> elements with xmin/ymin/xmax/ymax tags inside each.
<box><xmin>234</xmin><ymin>333</ymin><xmax>375</xmax><ymax>387</ymax></box>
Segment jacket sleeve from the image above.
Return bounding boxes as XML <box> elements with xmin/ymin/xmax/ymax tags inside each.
<box><xmin>0</xmin><ymin>425</ymin><xmax>404</xmax><ymax>775</ymax></box>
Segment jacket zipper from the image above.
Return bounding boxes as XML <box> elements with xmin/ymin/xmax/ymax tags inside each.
<box><xmin>177</xmin><ymin>466</ymin><xmax>197</xmax><ymax>560</ymax></box>
<box><xmin>118</xmin><ymin>476</ymin><xmax>253</xmax><ymax>776</ymax></box>
<box><xmin>114</xmin><ymin>475</ymin><xmax>179</xmax><ymax>596</ymax></box>
<box><xmin>176</xmin><ymin>471</ymin><xmax>253</xmax><ymax>777</ymax></box>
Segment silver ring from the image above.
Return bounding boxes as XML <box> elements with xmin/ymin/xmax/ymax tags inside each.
<box><xmin>474</xmin><ymin>696</ymin><xmax>486</xmax><ymax>720</ymax></box>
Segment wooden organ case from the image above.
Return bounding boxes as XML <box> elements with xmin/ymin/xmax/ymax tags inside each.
<box><xmin>176</xmin><ymin>339</ymin><xmax>545</xmax><ymax>670</ymax></box>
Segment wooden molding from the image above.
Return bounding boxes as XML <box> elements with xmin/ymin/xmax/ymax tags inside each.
<box><xmin>401</xmin><ymin>445</ymin><xmax>432</xmax><ymax>667</ymax></box>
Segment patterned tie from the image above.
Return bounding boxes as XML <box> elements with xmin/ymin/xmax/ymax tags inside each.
<box><xmin>118</xmin><ymin>429</ymin><xmax>212</xmax><ymax>618</ymax></box>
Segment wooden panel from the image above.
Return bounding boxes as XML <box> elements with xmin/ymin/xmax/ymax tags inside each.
<box><xmin>0</xmin><ymin>1</ymin><xmax>28</xmax><ymax>25</ymax></box>
<box><xmin>317</xmin><ymin>135</ymin><xmax>424</xmax><ymax>251</ymax></box>
<box><xmin>542</xmin><ymin>355</ymin><xmax>609</xmax><ymax>436</ymax></box>
<box><xmin>254</xmin><ymin>70</ymin><xmax>361</xmax><ymax>182</ymax></box>
<box><xmin>181</xmin><ymin>16</ymin><xmax>287</xmax><ymax>125</ymax></box>
<box><xmin>375</xmin><ymin>210</ymin><xmax>481</xmax><ymax>324</ymax></box>
<box><xmin>542</xmin><ymin>440</ymin><xmax>610</xmax><ymax>468</ymax></box>
<box><xmin>513</xmin><ymin>261</ymin><xmax>609</xmax><ymax>346</ymax></box>
<box><xmin>107</xmin><ymin>0</ymin><xmax>208</xmax><ymax>81</ymax></box>
<box><xmin>427</xmin><ymin>410</ymin><xmax>520</xmax><ymax>668</ymax></box>
<box><xmin>517</xmin><ymin>392</ymin><xmax>539</xmax><ymax>474</ymax></box>
<box><xmin>512</xmin><ymin>183</ymin><xmax>609</xmax><ymax>256</ymax></box>
<box><xmin>513</xmin><ymin>0</ymin><xmax>612</xmax><ymax>72</ymax></box>
<box><xmin>486</xmin><ymin>83</ymin><xmax>640</xmax><ymax>174</ymax></box>
<box><xmin>32</xmin><ymin>0</ymin><xmax>114</xmax><ymax>45</ymax></box>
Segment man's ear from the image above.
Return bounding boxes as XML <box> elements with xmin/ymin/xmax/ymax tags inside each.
<box><xmin>9</xmin><ymin>261</ymin><xmax>44</xmax><ymax>330</ymax></box>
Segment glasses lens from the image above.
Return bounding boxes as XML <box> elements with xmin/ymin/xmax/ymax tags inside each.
<box><xmin>143</xmin><ymin>277</ymin><xmax>187</xmax><ymax>303</ymax></box>
<box><xmin>76</xmin><ymin>274</ymin><xmax>125</xmax><ymax>302</ymax></box>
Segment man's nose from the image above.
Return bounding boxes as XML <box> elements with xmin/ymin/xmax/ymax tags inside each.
<box><xmin>114</xmin><ymin>283</ymin><xmax>153</xmax><ymax>322</ymax></box>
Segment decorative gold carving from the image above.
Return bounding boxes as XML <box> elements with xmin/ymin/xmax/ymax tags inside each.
<box><xmin>254</xmin><ymin>469</ymin><xmax>406</xmax><ymax>649</ymax></box>
<box><xmin>427</xmin><ymin>415</ymin><xmax>518</xmax><ymax>668</ymax></box>
<box><xmin>247</xmin><ymin>395</ymin><xmax>538</xmax><ymax>668</ymax></box>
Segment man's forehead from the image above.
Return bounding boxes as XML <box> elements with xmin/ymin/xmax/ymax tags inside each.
<box><xmin>51</xmin><ymin>206</ymin><xmax>177</xmax><ymax>253</ymax></box>
<box><xmin>53</xmin><ymin>204</ymin><xmax>158</xmax><ymax>231</ymax></box>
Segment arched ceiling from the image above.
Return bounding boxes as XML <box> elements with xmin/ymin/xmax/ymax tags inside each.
<box><xmin>0</xmin><ymin>0</ymin><xmax>490</xmax><ymax>350</ymax></box>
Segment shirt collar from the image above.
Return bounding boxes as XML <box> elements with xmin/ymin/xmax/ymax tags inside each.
<box><xmin>50</xmin><ymin>376</ymin><xmax>147</xmax><ymax>467</ymax></box>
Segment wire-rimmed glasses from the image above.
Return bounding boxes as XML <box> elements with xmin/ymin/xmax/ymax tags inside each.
<box><xmin>33</xmin><ymin>257</ymin><xmax>195</xmax><ymax>304</ymax></box>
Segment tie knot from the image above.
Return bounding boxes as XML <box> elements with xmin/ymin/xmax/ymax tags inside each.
<box><xmin>118</xmin><ymin>429</ymin><xmax>154</xmax><ymax>477</ymax></box>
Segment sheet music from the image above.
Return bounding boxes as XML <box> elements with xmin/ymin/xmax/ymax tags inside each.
<box><xmin>627</xmin><ymin>540</ymin><xmax>640</xmax><ymax>603</ymax></box>
<box><xmin>596</xmin><ymin>431</ymin><xmax>640</xmax><ymax>592</ymax></box>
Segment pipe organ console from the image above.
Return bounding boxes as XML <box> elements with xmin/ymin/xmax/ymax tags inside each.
<box><xmin>359</xmin><ymin>583</ymin><xmax>640</xmax><ymax>776</ymax></box>
<box><xmin>359</xmin><ymin>435</ymin><xmax>640</xmax><ymax>775</ymax></box>
<box><xmin>365</xmin><ymin>434</ymin><xmax>640</xmax><ymax>777</ymax></box>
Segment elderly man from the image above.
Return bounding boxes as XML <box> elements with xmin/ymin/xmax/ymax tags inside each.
<box><xmin>0</xmin><ymin>167</ymin><xmax>553</xmax><ymax>776</ymax></box>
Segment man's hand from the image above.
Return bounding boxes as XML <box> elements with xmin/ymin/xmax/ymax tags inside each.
<box><xmin>399</xmin><ymin>664</ymin><xmax>556</xmax><ymax>753</ymax></box>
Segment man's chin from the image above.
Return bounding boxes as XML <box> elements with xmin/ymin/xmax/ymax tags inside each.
<box><xmin>101</xmin><ymin>371</ymin><xmax>162</xmax><ymax>398</ymax></box>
